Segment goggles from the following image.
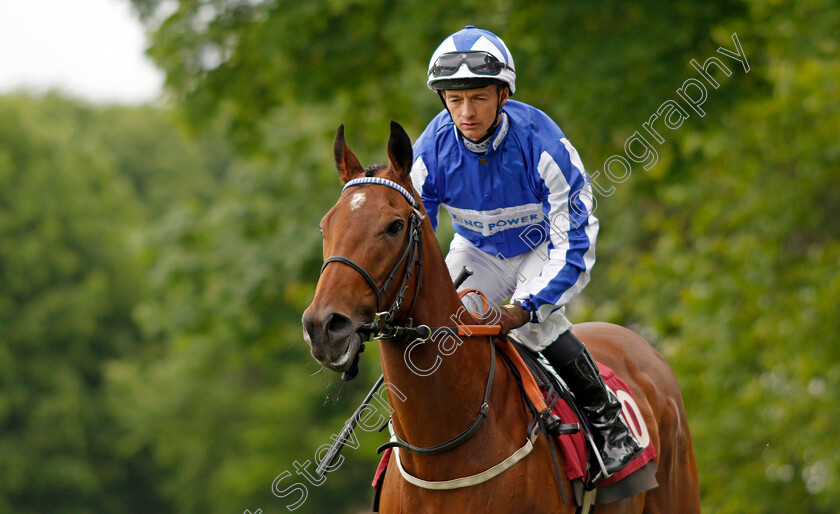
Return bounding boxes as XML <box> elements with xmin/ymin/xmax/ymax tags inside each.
<box><xmin>430</xmin><ymin>51</ymin><xmax>511</xmax><ymax>77</ymax></box>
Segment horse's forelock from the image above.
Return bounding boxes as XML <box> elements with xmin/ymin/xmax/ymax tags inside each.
<box><xmin>364</xmin><ymin>163</ymin><xmax>388</xmax><ymax>177</ymax></box>
<box><xmin>358</xmin><ymin>163</ymin><xmax>416</xmax><ymax>200</ymax></box>
<box><xmin>365</xmin><ymin>163</ymin><xmax>408</xmax><ymax>185</ymax></box>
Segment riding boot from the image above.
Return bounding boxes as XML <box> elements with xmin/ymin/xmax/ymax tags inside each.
<box><xmin>542</xmin><ymin>330</ymin><xmax>643</xmax><ymax>487</ymax></box>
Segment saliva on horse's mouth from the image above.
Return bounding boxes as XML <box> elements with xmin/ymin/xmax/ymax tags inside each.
<box><xmin>336</xmin><ymin>319</ymin><xmax>385</xmax><ymax>380</ymax></box>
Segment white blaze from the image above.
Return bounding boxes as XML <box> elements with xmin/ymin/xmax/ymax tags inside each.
<box><xmin>350</xmin><ymin>192</ymin><xmax>366</xmax><ymax>211</ymax></box>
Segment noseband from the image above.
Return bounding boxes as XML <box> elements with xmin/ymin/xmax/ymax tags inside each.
<box><xmin>320</xmin><ymin>177</ymin><xmax>425</xmax><ymax>326</ymax></box>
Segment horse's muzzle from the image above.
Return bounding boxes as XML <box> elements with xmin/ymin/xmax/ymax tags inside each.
<box><xmin>302</xmin><ymin>308</ymin><xmax>363</xmax><ymax>372</ymax></box>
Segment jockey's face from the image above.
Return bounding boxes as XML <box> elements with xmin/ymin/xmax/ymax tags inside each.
<box><xmin>443</xmin><ymin>85</ymin><xmax>508</xmax><ymax>141</ymax></box>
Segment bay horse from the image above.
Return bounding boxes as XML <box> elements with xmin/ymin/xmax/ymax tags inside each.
<box><xmin>302</xmin><ymin>121</ymin><xmax>700</xmax><ymax>513</ymax></box>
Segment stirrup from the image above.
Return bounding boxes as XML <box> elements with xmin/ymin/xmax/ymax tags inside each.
<box><xmin>583</xmin><ymin>424</ymin><xmax>644</xmax><ymax>489</ymax></box>
<box><xmin>584</xmin><ymin>435</ymin><xmax>613</xmax><ymax>489</ymax></box>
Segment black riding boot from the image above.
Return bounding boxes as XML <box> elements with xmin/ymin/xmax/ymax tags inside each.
<box><xmin>542</xmin><ymin>330</ymin><xmax>643</xmax><ymax>487</ymax></box>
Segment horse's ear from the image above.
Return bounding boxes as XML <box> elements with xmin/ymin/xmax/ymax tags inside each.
<box><xmin>334</xmin><ymin>124</ymin><xmax>364</xmax><ymax>184</ymax></box>
<box><xmin>387</xmin><ymin>120</ymin><xmax>413</xmax><ymax>180</ymax></box>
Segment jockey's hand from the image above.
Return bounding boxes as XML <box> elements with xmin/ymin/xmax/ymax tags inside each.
<box><xmin>498</xmin><ymin>302</ymin><xmax>532</xmax><ymax>335</ymax></box>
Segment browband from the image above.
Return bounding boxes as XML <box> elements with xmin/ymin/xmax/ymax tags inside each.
<box><xmin>343</xmin><ymin>177</ymin><xmax>417</xmax><ymax>208</ymax></box>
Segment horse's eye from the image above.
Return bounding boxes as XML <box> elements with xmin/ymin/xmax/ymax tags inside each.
<box><xmin>386</xmin><ymin>219</ymin><xmax>405</xmax><ymax>236</ymax></box>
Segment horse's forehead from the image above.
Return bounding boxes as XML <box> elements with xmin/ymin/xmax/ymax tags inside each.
<box><xmin>337</xmin><ymin>185</ymin><xmax>407</xmax><ymax>213</ymax></box>
<box><xmin>322</xmin><ymin>186</ymin><xmax>405</xmax><ymax>228</ymax></box>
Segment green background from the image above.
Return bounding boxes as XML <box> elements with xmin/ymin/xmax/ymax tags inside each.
<box><xmin>1</xmin><ymin>1</ymin><xmax>837</xmax><ymax>512</ymax></box>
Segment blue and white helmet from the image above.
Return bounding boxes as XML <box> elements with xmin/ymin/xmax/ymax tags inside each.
<box><xmin>427</xmin><ymin>26</ymin><xmax>516</xmax><ymax>94</ymax></box>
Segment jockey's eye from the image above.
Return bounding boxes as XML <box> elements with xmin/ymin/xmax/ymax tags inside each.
<box><xmin>386</xmin><ymin>219</ymin><xmax>405</xmax><ymax>236</ymax></box>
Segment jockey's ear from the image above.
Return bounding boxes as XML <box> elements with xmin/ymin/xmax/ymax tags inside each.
<box><xmin>387</xmin><ymin>120</ymin><xmax>413</xmax><ymax>180</ymax></box>
<box><xmin>334</xmin><ymin>124</ymin><xmax>364</xmax><ymax>184</ymax></box>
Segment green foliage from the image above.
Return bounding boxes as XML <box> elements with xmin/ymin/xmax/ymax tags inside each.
<box><xmin>130</xmin><ymin>0</ymin><xmax>751</xmax><ymax>156</ymax></box>
<box><xmin>582</xmin><ymin>2</ymin><xmax>840</xmax><ymax>511</ymax></box>
<box><xmin>1</xmin><ymin>0</ymin><xmax>836</xmax><ymax>512</ymax></box>
<box><xmin>93</xmin><ymin>105</ymin><xmax>230</xmax><ymax>214</ymax></box>
<box><xmin>105</xmin><ymin>102</ymin><xmax>391</xmax><ymax>512</ymax></box>
<box><xmin>0</xmin><ymin>93</ymin><xmax>232</xmax><ymax>512</ymax></box>
<box><xmin>0</xmin><ymin>94</ymin><xmax>153</xmax><ymax>512</ymax></box>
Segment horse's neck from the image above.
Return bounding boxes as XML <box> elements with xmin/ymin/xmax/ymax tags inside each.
<box><xmin>405</xmin><ymin>217</ymin><xmax>465</xmax><ymax>326</ymax></box>
<box><xmin>378</xmin><ymin>222</ymin><xmax>520</xmax><ymax>460</ymax></box>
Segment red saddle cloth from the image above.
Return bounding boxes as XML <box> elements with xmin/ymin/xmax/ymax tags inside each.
<box><xmin>551</xmin><ymin>362</ymin><xmax>657</xmax><ymax>485</ymax></box>
<box><xmin>372</xmin><ymin>361</ymin><xmax>656</xmax><ymax>489</ymax></box>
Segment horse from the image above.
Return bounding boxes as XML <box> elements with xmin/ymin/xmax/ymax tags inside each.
<box><xmin>302</xmin><ymin>121</ymin><xmax>700</xmax><ymax>513</ymax></box>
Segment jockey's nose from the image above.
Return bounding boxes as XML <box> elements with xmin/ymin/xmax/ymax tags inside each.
<box><xmin>302</xmin><ymin>308</ymin><xmax>355</xmax><ymax>357</ymax></box>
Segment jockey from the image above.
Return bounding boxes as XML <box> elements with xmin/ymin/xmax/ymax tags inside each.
<box><xmin>410</xmin><ymin>26</ymin><xmax>642</xmax><ymax>484</ymax></box>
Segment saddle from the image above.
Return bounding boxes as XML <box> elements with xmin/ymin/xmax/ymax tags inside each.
<box><xmin>502</xmin><ymin>336</ymin><xmax>659</xmax><ymax>506</ymax></box>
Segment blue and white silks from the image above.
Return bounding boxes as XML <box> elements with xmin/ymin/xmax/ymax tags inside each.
<box><xmin>410</xmin><ymin>100</ymin><xmax>599</xmax><ymax>346</ymax></box>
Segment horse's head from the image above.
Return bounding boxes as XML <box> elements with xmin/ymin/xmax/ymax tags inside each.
<box><xmin>302</xmin><ymin>121</ymin><xmax>418</xmax><ymax>374</ymax></box>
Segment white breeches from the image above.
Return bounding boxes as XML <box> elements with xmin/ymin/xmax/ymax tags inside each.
<box><xmin>444</xmin><ymin>233</ymin><xmax>571</xmax><ymax>352</ymax></box>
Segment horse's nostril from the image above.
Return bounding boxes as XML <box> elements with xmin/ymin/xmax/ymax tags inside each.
<box><xmin>326</xmin><ymin>312</ymin><xmax>352</xmax><ymax>337</ymax></box>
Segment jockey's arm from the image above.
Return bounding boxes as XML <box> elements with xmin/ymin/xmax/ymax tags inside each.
<box><xmin>513</xmin><ymin>139</ymin><xmax>599</xmax><ymax>323</ymax></box>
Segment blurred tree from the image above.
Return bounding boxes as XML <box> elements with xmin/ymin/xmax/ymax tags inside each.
<box><xmin>128</xmin><ymin>0</ymin><xmax>748</xmax><ymax>155</ymax></box>
<box><xmin>92</xmin><ymin>105</ymin><xmax>231</xmax><ymax>215</ymax></box>
<box><xmin>105</xmin><ymin>105</ymin><xmax>395</xmax><ymax>512</ymax></box>
<box><xmin>0</xmin><ymin>94</ymin><xmax>160</xmax><ymax>512</ymax></box>
<box><xmin>0</xmin><ymin>93</ymin><xmax>230</xmax><ymax>512</ymax></box>
<box><xmin>582</xmin><ymin>1</ymin><xmax>840</xmax><ymax>511</ymax></box>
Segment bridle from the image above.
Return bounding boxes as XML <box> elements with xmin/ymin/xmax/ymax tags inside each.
<box><xmin>320</xmin><ymin>177</ymin><xmax>425</xmax><ymax>331</ymax></box>
<box><xmin>315</xmin><ymin>177</ymin><xmax>567</xmax><ymax>497</ymax></box>
<box><xmin>318</xmin><ymin>177</ymin><xmax>496</xmax><ymax>455</ymax></box>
